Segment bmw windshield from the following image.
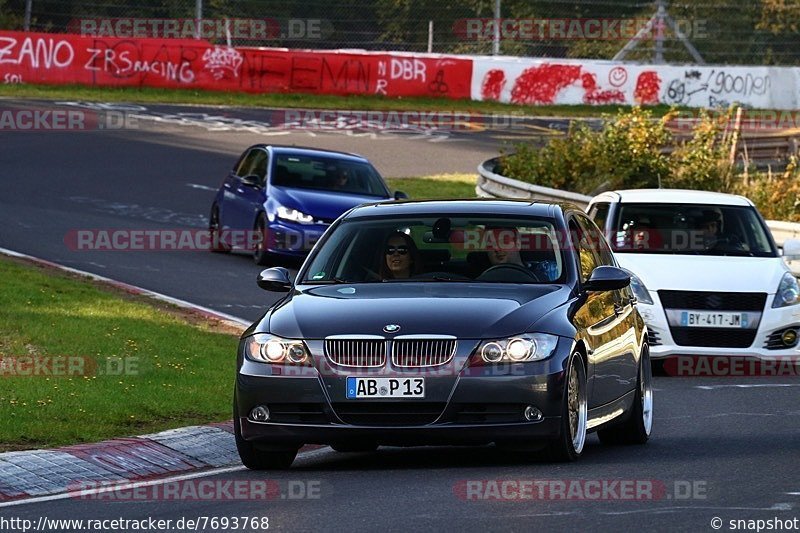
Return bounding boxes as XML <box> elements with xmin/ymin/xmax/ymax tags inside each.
<box><xmin>610</xmin><ymin>203</ymin><xmax>777</xmax><ymax>257</ymax></box>
<box><xmin>302</xmin><ymin>215</ymin><xmax>565</xmax><ymax>284</ymax></box>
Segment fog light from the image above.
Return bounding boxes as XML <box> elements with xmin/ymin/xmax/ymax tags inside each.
<box><xmin>782</xmin><ymin>329</ymin><xmax>798</xmax><ymax>347</ymax></box>
<box><xmin>524</xmin><ymin>405</ymin><xmax>543</xmax><ymax>422</ymax></box>
<box><xmin>249</xmin><ymin>405</ymin><xmax>270</xmax><ymax>422</ymax></box>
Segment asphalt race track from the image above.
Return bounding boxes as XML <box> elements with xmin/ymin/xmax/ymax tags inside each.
<box><xmin>1</xmin><ymin>98</ymin><xmax>799</xmax><ymax>532</ymax></box>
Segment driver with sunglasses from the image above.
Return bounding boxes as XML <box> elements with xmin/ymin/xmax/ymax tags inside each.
<box><xmin>379</xmin><ymin>231</ymin><xmax>422</xmax><ymax>279</ymax></box>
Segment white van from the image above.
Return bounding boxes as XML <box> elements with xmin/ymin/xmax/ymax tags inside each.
<box><xmin>588</xmin><ymin>189</ymin><xmax>800</xmax><ymax>359</ymax></box>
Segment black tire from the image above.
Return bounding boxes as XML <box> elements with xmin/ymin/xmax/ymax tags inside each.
<box><xmin>253</xmin><ymin>214</ymin><xmax>271</xmax><ymax>266</ymax></box>
<box><xmin>597</xmin><ymin>345</ymin><xmax>653</xmax><ymax>445</ymax></box>
<box><xmin>209</xmin><ymin>205</ymin><xmax>230</xmax><ymax>253</ymax></box>
<box><xmin>234</xmin><ymin>406</ymin><xmax>298</xmax><ymax>470</ymax></box>
<box><xmin>330</xmin><ymin>442</ymin><xmax>379</xmax><ymax>453</ymax></box>
<box><xmin>544</xmin><ymin>353</ymin><xmax>588</xmax><ymax>462</ymax></box>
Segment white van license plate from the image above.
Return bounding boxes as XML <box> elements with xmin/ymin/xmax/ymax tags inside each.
<box><xmin>680</xmin><ymin>311</ymin><xmax>748</xmax><ymax>328</ymax></box>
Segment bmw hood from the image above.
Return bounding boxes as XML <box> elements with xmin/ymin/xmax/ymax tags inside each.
<box><xmin>272</xmin><ymin>187</ymin><xmax>387</xmax><ymax>221</ymax></box>
<box><xmin>615</xmin><ymin>253</ymin><xmax>788</xmax><ymax>294</ymax></box>
<box><xmin>266</xmin><ymin>284</ymin><xmax>570</xmax><ymax>339</ymax></box>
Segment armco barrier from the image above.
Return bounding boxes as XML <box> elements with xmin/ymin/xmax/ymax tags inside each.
<box><xmin>476</xmin><ymin>157</ymin><xmax>592</xmax><ymax>208</ymax></box>
<box><xmin>2</xmin><ymin>31</ymin><xmax>800</xmax><ymax>109</ymax></box>
<box><xmin>476</xmin><ymin>157</ymin><xmax>800</xmax><ymax>275</ymax></box>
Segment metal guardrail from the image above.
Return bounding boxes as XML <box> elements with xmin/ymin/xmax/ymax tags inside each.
<box><xmin>476</xmin><ymin>157</ymin><xmax>592</xmax><ymax>208</ymax></box>
<box><xmin>477</xmin><ymin>156</ymin><xmax>800</xmax><ymax>275</ymax></box>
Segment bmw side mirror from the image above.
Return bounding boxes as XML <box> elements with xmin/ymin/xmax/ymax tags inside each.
<box><xmin>241</xmin><ymin>174</ymin><xmax>261</xmax><ymax>188</ymax></box>
<box><xmin>584</xmin><ymin>266</ymin><xmax>630</xmax><ymax>292</ymax></box>
<box><xmin>257</xmin><ymin>267</ymin><xmax>292</xmax><ymax>292</ymax></box>
<box><xmin>394</xmin><ymin>190</ymin><xmax>408</xmax><ymax>200</ymax></box>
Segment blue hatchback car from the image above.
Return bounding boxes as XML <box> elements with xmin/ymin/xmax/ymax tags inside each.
<box><xmin>209</xmin><ymin>145</ymin><xmax>404</xmax><ymax>264</ymax></box>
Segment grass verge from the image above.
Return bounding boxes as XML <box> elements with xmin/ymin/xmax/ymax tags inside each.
<box><xmin>0</xmin><ymin>255</ymin><xmax>241</xmax><ymax>451</ymax></box>
<box><xmin>387</xmin><ymin>174</ymin><xmax>477</xmax><ymax>199</ymax></box>
<box><xmin>0</xmin><ymin>83</ymin><xmax>680</xmax><ymax>117</ymax></box>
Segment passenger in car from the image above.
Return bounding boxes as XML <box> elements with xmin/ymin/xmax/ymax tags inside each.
<box><xmin>485</xmin><ymin>227</ymin><xmax>525</xmax><ymax>266</ymax></box>
<box><xmin>379</xmin><ymin>231</ymin><xmax>422</xmax><ymax>279</ymax></box>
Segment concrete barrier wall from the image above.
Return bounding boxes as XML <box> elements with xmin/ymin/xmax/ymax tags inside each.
<box><xmin>470</xmin><ymin>56</ymin><xmax>799</xmax><ymax>109</ymax></box>
<box><xmin>3</xmin><ymin>31</ymin><xmax>800</xmax><ymax>110</ymax></box>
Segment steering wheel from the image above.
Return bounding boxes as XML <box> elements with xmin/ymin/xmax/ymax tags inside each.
<box><xmin>477</xmin><ymin>263</ymin><xmax>542</xmax><ymax>282</ymax></box>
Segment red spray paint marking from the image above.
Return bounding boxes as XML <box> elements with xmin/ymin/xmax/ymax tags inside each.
<box><xmin>481</xmin><ymin>69</ymin><xmax>506</xmax><ymax>100</ymax></box>
<box><xmin>634</xmin><ymin>71</ymin><xmax>661</xmax><ymax>104</ymax></box>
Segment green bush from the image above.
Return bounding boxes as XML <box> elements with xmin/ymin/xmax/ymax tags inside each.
<box><xmin>498</xmin><ymin>107</ymin><xmax>671</xmax><ymax>194</ymax></box>
<box><xmin>668</xmin><ymin>109</ymin><xmax>735</xmax><ymax>192</ymax></box>
<box><xmin>732</xmin><ymin>159</ymin><xmax>800</xmax><ymax>222</ymax></box>
<box><xmin>497</xmin><ymin>106</ymin><xmax>800</xmax><ymax>222</ymax></box>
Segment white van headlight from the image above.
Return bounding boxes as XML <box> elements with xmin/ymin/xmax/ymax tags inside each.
<box><xmin>623</xmin><ymin>269</ymin><xmax>653</xmax><ymax>305</ymax></box>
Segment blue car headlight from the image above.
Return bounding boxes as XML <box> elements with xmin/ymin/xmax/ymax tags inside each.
<box><xmin>473</xmin><ymin>333</ymin><xmax>558</xmax><ymax>364</ymax></box>
<box><xmin>244</xmin><ymin>333</ymin><xmax>311</xmax><ymax>365</ymax></box>
<box><xmin>772</xmin><ymin>272</ymin><xmax>800</xmax><ymax>308</ymax></box>
<box><xmin>623</xmin><ymin>269</ymin><xmax>654</xmax><ymax>305</ymax></box>
<box><xmin>277</xmin><ymin>206</ymin><xmax>315</xmax><ymax>224</ymax></box>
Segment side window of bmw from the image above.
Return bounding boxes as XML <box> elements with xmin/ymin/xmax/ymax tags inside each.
<box><xmin>569</xmin><ymin>218</ymin><xmax>599</xmax><ymax>284</ymax></box>
<box><xmin>589</xmin><ymin>202</ymin><xmax>610</xmax><ymax>233</ymax></box>
<box><xmin>577</xmin><ymin>215</ymin><xmax>615</xmax><ymax>267</ymax></box>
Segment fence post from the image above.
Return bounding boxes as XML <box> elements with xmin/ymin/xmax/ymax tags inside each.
<box><xmin>492</xmin><ymin>0</ymin><xmax>500</xmax><ymax>55</ymax></box>
<box><xmin>427</xmin><ymin>20</ymin><xmax>433</xmax><ymax>53</ymax></box>
<box><xmin>24</xmin><ymin>0</ymin><xmax>32</xmax><ymax>31</ymax></box>
<box><xmin>195</xmin><ymin>0</ymin><xmax>203</xmax><ymax>39</ymax></box>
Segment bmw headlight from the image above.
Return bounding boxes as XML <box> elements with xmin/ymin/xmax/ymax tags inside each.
<box><xmin>473</xmin><ymin>333</ymin><xmax>558</xmax><ymax>364</ymax></box>
<box><xmin>244</xmin><ymin>333</ymin><xmax>311</xmax><ymax>365</ymax></box>
<box><xmin>623</xmin><ymin>269</ymin><xmax>653</xmax><ymax>305</ymax></box>
<box><xmin>772</xmin><ymin>272</ymin><xmax>800</xmax><ymax>308</ymax></box>
<box><xmin>277</xmin><ymin>206</ymin><xmax>315</xmax><ymax>224</ymax></box>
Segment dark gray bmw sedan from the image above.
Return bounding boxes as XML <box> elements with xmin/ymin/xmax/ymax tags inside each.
<box><xmin>234</xmin><ymin>199</ymin><xmax>653</xmax><ymax>468</ymax></box>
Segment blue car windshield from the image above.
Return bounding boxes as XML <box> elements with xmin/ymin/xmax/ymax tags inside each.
<box><xmin>303</xmin><ymin>216</ymin><xmax>565</xmax><ymax>284</ymax></box>
<box><xmin>271</xmin><ymin>154</ymin><xmax>389</xmax><ymax>197</ymax></box>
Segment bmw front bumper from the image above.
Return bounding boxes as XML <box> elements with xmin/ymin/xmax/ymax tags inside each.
<box><xmin>234</xmin><ymin>340</ymin><xmax>573</xmax><ymax>447</ymax></box>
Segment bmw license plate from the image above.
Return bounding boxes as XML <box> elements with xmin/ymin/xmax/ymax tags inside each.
<box><xmin>346</xmin><ymin>377</ymin><xmax>425</xmax><ymax>399</ymax></box>
<box><xmin>680</xmin><ymin>311</ymin><xmax>748</xmax><ymax>328</ymax></box>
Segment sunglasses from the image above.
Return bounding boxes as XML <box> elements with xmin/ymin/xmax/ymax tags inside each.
<box><xmin>385</xmin><ymin>245</ymin><xmax>409</xmax><ymax>256</ymax></box>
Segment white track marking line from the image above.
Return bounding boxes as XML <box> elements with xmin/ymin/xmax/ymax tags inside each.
<box><xmin>0</xmin><ymin>246</ymin><xmax>249</xmax><ymax>327</ymax></box>
<box><xmin>187</xmin><ymin>183</ymin><xmax>218</xmax><ymax>192</ymax></box>
<box><xmin>603</xmin><ymin>503</ymin><xmax>792</xmax><ymax>515</ymax></box>
<box><xmin>695</xmin><ymin>384</ymin><xmax>800</xmax><ymax>390</ymax></box>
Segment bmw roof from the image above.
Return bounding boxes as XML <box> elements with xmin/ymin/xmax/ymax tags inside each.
<box><xmin>342</xmin><ymin>198</ymin><xmax>577</xmax><ymax>219</ymax></box>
